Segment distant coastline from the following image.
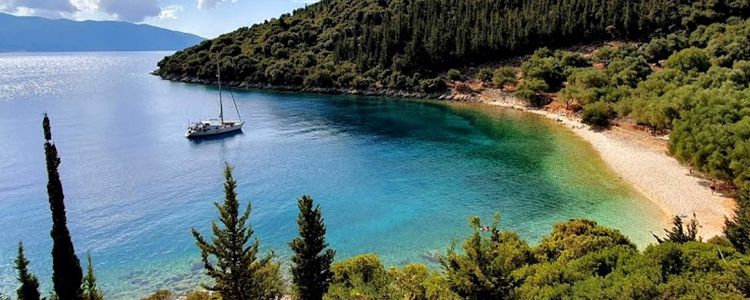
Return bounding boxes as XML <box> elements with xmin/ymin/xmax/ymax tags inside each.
<box><xmin>0</xmin><ymin>13</ymin><xmax>204</xmax><ymax>52</ymax></box>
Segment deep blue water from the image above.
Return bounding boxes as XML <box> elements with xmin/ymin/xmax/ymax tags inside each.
<box><xmin>0</xmin><ymin>52</ymin><xmax>665</xmax><ymax>298</ymax></box>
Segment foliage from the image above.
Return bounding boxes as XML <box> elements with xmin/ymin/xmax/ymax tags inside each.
<box><xmin>43</xmin><ymin>113</ymin><xmax>83</xmax><ymax>300</ymax></box>
<box><xmin>668</xmin><ymin>88</ymin><xmax>750</xmax><ymax>189</ymax></box>
<box><xmin>440</xmin><ymin>214</ymin><xmax>535</xmax><ymax>299</ymax></box>
<box><xmin>665</xmin><ymin>47</ymin><xmax>711</xmax><ymax>73</ymax></box>
<box><xmin>581</xmin><ymin>102</ymin><xmax>614</xmax><ymax>127</ymax></box>
<box><xmin>389</xmin><ymin>264</ymin><xmax>460</xmax><ymax>300</ymax></box>
<box><xmin>653</xmin><ymin>215</ymin><xmax>700</xmax><ymax>244</ymax></box>
<box><xmin>16</xmin><ymin>241</ymin><xmax>41</xmax><ymax>300</ymax></box>
<box><xmin>446</xmin><ymin>69</ymin><xmax>461</xmax><ymax>81</ymax></box>
<box><xmin>157</xmin><ymin>0</ymin><xmax>750</xmax><ymax>91</ymax></box>
<box><xmin>290</xmin><ymin>195</ymin><xmax>335</xmax><ymax>300</ymax></box>
<box><xmin>324</xmin><ymin>255</ymin><xmax>459</xmax><ymax>300</ymax></box>
<box><xmin>475</xmin><ymin>67</ymin><xmax>493</xmax><ymax>82</ymax></box>
<box><xmin>191</xmin><ymin>163</ymin><xmax>280</xmax><ymax>300</ymax></box>
<box><xmin>534</xmin><ymin>219</ymin><xmax>636</xmax><ymax>262</ymax></box>
<box><xmin>185</xmin><ymin>290</ymin><xmax>219</xmax><ymax>300</ymax></box>
<box><xmin>141</xmin><ymin>290</ymin><xmax>173</xmax><ymax>300</ymax></box>
<box><xmin>418</xmin><ymin>78</ymin><xmax>447</xmax><ymax>93</ymax></box>
<box><xmin>491</xmin><ymin>67</ymin><xmax>517</xmax><ymax>89</ymax></box>
<box><xmin>324</xmin><ymin>254</ymin><xmax>394</xmax><ymax>300</ymax></box>
<box><xmin>82</xmin><ymin>255</ymin><xmax>104</xmax><ymax>300</ymax></box>
<box><xmin>606</xmin><ymin>55</ymin><xmax>652</xmax><ymax>87</ymax></box>
<box><xmin>516</xmin><ymin>78</ymin><xmax>549</xmax><ymax>107</ymax></box>
<box><xmin>521</xmin><ymin>49</ymin><xmax>565</xmax><ymax>91</ymax></box>
<box><xmin>726</xmin><ymin>190</ymin><xmax>750</xmax><ymax>254</ymax></box>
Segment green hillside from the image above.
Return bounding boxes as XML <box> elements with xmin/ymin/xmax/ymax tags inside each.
<box><xmin>155</xmin><ymin>0</ymin><xmax>750</xmax><ymax>91</ymax></box>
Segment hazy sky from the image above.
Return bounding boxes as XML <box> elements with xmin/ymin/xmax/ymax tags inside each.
<box><xmin>0</xmin><ymin>0</ymin><xmax>316</xmax><ymax>38</ymax></box>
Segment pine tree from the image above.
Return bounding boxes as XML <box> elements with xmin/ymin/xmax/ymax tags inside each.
<box><xmin>654</xmin><ymin>214</ymin><xmax>700</xmax><ymax>244</ymax></box>
<box><xmin>82</xmin><ymin>254</ymin><xmax>104</xmax><ymax>300</ymax></box>
<box><xmin>43</xmin><ymin>113</ymin><xmax>83</xmax><ymax>300</ymax></box>
<box><xmin>289</xmin><ymin>195</ymin><xmax>335</xmax><ymax>300</ymax></box>
<box><xmin>191</xmin><ymin>163</ymin><xmax>277</xmax><ymax>300</ymax></box>
<box><xmin>16</xmin><ymin>241</ymin><xmax>42</xmax><ymax>300</ymax></box>
<box><xmin>725</xmin><ymin>190</ymin><xmax>750</xmax><ymax>253</ymax></box>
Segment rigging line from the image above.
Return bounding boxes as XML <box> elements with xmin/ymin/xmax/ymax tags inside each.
<box><xmin>229</xmin><ymin>88</ymin><xmax>242</xmax><ymax>122</ymax></box>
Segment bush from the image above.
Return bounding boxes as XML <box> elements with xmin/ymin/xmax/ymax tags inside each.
<box><xmin>325</xmin><ymin>254</ymin><xmax>393</xmax><ymax>299</ymax></box>
<box><xmin>419</xmin><ymin>78</ymin><xmax>447</xmax><ymax>93</ymax></box>
<box><xmin>492</xmin><ymin>67</ymin><xmax>517</xmax><ymax>89</ymax></box>
<box><xmin>447</xmin><ymin>69</ymin><xmax>462</xmax><ymax>81</ymax></box>
<box><xmin>606</xmin><ymin>56</ymin><xmax>652</xmax><ymax>87</ymax></box>
<box><xmin>141</xmin><ymin>290</ymin><xmax>173</xmax><ymax>300</ymax></box>
<box><xmin>581</xmin><ymin>102</ymin><xmax>614</xmax><ymax>127</ymax></box>
<box><xmin>665</xmin><ymin>48</ymin><xmax>711</xmax><ymax>73</ymax></box>
<box><xmin>476</xmin><ymin>67</ymin><xmax>494</xmax><ymax>82</ymax></box>
<box><xmin>522</xmin><ymin>55</ymin><xmax>565</xmax><ymax>91</ymax></box>
<box><xmin>303</xmin><ymin>69</ymin><xmax>334</xmax><ymax>87</ymax></box>
<box><xmin>516</xmin><ymin>78</ymin><xmax>549</xmax><ymax>106</ymax></box>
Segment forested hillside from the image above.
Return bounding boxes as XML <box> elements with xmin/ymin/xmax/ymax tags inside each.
<box><xmin>155</xmin><ymin>0</ymin><xmax>750</xmax><ymax>194</ymax></box>
<box><xmin>155</xmin><ymin>0</ymin><xmax>750</xmax><ymax>91</ymax></box>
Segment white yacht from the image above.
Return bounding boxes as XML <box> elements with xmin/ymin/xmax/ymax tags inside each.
<box><xmin>186</xmin><ymin>58</ymin><xmax>244</xmax><ymax>138</ymax></box>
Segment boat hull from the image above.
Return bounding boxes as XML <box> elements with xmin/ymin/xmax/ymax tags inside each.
<box><xmin>185</xmin><ymin>121</ymin><xmax>244</xmax><ymax>138</ymax></box>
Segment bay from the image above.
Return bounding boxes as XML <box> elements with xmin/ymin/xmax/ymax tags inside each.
<box><xmin>0</xmin><ymin>52</ymin><xmax>664</xmax><ymax>299</ymax></box>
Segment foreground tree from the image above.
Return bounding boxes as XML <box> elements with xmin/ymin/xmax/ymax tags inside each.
<box><xmin>43</xmin><ymin>113</ymin><xmax>83</xmax><ymax>300</ymax></box>
<box><xmin>192</xmin><ymin>163</ymin><xmax>280</xmax><ymax>300</ymax></box>
<box><xmin>82</xmin><ymin>254</ymin><xmax>104</xmax><ymax>300</ymax></box>
<box><xmin>654</xmin><ymin>214</ymin><xmax>699</xmax><ymax>244</ymax></box>
<box><xmin>16</xmin><ymin>241</ymin><xmax>42</xmax><ymax>300</ymax></box>
<box><xmin>440</xmin><ymin>214</ymin><xmax>535</xmax><ymax>299</ymax></box>
<box><xmin>725</xmin><ymin>190</ymin><xmax>750</xmax><ymax>253</ymax></box>
<box><xmin>290</xmin><ymin>195</ymin><xmax>335</xmax><ymax>300</ymax></box>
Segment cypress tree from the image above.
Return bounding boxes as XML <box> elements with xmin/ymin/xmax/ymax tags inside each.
<box><xmin>82</xmin><ymin>254</ymin><xmax>104</xmax><ymax>300</ymax></box>
<box><xmin>290</xmin><ymin>195</ymin><xmax>335</xmax><ymax>300</ymax></box>
<box><xmin>15</xmin><ymin>241</ymin><xmax>42</xmax><ymax>300</ymax></box>
<box><xmin>43</xmin><ymin>113</ymin><xmax>83</xmax><ymax>300</ymax></box>
<box><xmin>191</xmin><ymin>163</ymin><xmax>275</xmax><ymax>300</ymax></box>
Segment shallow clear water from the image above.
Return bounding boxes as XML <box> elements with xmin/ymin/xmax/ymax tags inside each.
<box><xmin>0</xmin><ymin>52</ymin><xmax>665</xmax><ymax>298</ymax></box>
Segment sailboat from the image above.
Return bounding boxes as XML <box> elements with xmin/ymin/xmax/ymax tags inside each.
<box><xmin>185</xmin><ymin>57</ymin><xmax>244</xmax><ymax>138</ymax></box>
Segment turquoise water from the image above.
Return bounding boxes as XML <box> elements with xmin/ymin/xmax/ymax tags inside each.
<box><xmin>0</xmin><ymin>52</ymin><xmax>666</xmax><ymax>298</ymax></box>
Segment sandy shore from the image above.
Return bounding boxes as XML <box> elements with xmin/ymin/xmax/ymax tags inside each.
<box><xmin>478</xmin><ymin>92</ymin><xmax>736</xmax><ymax>239</ymax></box>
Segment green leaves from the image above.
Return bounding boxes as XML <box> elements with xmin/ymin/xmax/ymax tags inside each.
<box><xmin>191</xmin><ymin>163</ymin><xmax>281</xmax><ymax>300</ymax></box>
<box><xmin>16</xmin><ymin>242</ymin><xmax>41</xmax><ymax>300</ymax></box>
<box><xmin>290</xmin><ymin>195</ymin><xmax>335</xmax><ymax>300</ymax></box>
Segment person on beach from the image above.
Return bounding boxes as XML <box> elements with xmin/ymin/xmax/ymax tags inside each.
<box><xmin>710</xmin><ymin>181</ymin><xmax>716</xmax><ymax>194</ymax></box>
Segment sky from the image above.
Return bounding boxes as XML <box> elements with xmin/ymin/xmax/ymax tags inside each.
<box><xmin>0</xmin><ymin>0</ymin><xmax>317</xmax><ymax>38</ymax></box>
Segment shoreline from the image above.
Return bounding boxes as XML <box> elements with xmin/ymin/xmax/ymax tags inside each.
<box><xmin>478</xmin><ymin>92</ymin><xmax>736</xmax><ymax>239</ymax></box>
<box><xmin>157</xmin><ymin>75</ymin><xmax>736</xmax><ymax>239</ymax></box>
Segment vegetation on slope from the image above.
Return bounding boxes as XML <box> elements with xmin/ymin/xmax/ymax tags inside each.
<box><xmin>500</xmin><ymin>18</ymin><xmax>750</xmax><ymax>192</ymax></box>
<box><xmin>155</xmin><ymin>0</ymin><xmax>750</xmax><ymax>92</ymax></box>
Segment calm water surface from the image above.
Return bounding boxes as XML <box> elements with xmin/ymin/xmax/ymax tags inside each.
<box><xmin>0</xmin><ymin>52</ymin><xmax>666</xmax><ymax>298</ymax></box>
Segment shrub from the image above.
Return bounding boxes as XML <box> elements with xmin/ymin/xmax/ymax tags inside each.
<box><xmin>522</xmin><ymin>55</ymin><xmax>565</xmax><ymax>91</ymax></box>
<box><xmin>476</xmin><ymin>67</ymin><xmax>494</xmax><ymax>82</ymax></box>
<box><xmin>447</xmin><ymin>69</ymin><xmax>462</xmax><ymax>81</ymax></box>
<box><xmin>665</xmin><ymin>48</ymin><xmax>711</xmax><ymax>73</ymax></box>
<box><xmin>141</xmin><ymin>290</ymin><xmax>173</xmax><ymax>300</ymax></box>
<box><xmin>492</xmin><ymin>67</ymin><xmax>517</xmax><ymax>89</ymax></box>
<box><xmin>516</xmin><ymin>78</ymin><xmax>549</xmax><ymax>106</ymax></box>
<box><xmin>581</xmin><ymin>102</ymin><xmax>614</xmax><ymax>127</ymax></box>
<box><xmin>419</xmin><ymin>78</ymin><xmax>448</xmax><ymax>93</ymax></box>
<box><xmin>303</xmin><ymin>69</ymin><xmax>334</xmax><ymax>87</ymax></box>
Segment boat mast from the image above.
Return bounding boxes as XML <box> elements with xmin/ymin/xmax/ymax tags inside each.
<box><xmin>216</xmin><ymin>55</ymin><xmax>224</xmax><ymax>124</ymax></box>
